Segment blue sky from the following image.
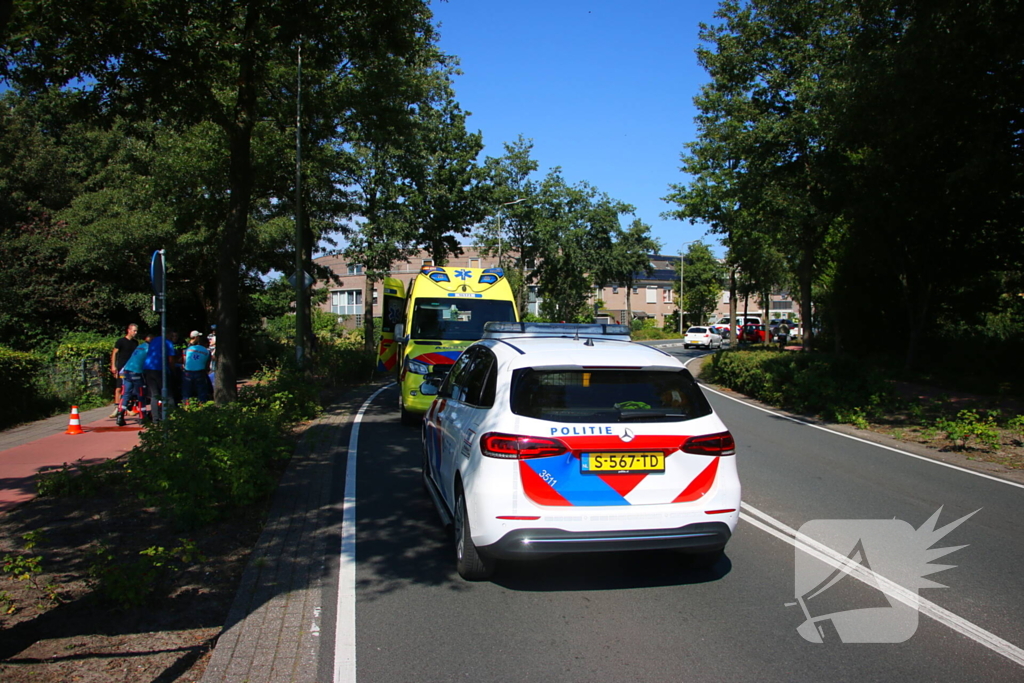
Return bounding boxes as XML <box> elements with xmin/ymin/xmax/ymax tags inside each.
<box><xmin>430</xmin><ymin>0</ymin><xmax>724</xmax><ymax>256</ymax></box>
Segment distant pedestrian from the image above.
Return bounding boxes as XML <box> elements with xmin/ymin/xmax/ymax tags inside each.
<box><xmin>182</xmin><ymin>331</ymin><xmax>212</xmax><ymax>404</ymax></box>
<box><xmin>778</xmin><ymin>321</ymin><xmax>790</xmax><ymax>350</ymax></box>
<box><xmin>207</xmin><ymin>327</ymin><xmax>217</xmax><ymax>394</ymax></box>
<box><xmin>110</xmin><ymin>323</ymin><xmax>139</xmax><ymax>417</ymax></box>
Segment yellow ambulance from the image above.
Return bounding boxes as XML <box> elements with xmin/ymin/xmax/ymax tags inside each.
<box><xmin>381</xmin><ymin>266</ymin><xmax>519</xmax><ymax>425</ymax></box>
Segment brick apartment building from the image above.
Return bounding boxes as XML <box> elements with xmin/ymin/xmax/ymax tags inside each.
<box><xmin>313</xmin><ymin>246</ymin><xmax>800</xmax><ymax>330</ymax></box>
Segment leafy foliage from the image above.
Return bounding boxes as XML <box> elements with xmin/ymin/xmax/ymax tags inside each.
<box><xmin>667</xmin><ymin>0</ymin><xmax>1024</xmax><ymax>377</ymax></box>
<box><xmin>706</xmin><ymin>348</ymin><xmax>900</xmax><ymax>422</ymax></box>
<box><xmin>679</xmin><ymin>242</ymin><xmax>726</xmax><ymax>327</ymax></box>
<box><xmin>935</xmin><ymin>410</ymin><xmax>1001</xmax><ymax>451</ymax></box>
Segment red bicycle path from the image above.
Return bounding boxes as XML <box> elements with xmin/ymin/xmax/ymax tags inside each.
<box><xmin>0</xmin><ymin>405</ymin><xmax>143</xmax><ymax>513</ymax></box>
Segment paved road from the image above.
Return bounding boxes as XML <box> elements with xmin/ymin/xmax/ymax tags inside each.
<box><xmin>315</xmin><ymin>347</ymin><xmax>1024</xmax><ymax>682</ymax></box>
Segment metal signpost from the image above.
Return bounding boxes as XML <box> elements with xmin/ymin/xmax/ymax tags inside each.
<box><xmin>150</xmin><ymin>250</ymin><xmax>169</xmax><ymax>420</ymax></box>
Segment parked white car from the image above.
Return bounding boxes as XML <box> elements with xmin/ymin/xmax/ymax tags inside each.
<box><xmin>683</xmin><ymin>326</ymin><xmax>723</xmax><ymax>350</ymax></box>
<box><xmin>420</xmin><ymin>322</ymin><xmax>741</xmax><ymax>580</ymax></box>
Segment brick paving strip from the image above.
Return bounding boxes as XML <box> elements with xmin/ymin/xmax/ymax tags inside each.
<box><xmin>201</xmin><ymin>380</ymin><xmax>390</xmax><ymax>683</ymax></box>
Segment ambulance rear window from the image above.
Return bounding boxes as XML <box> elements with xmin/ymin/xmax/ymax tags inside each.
<box><xmin>509</xmin><ymin>368</ymin><xmax>712</xmax><ymax>423</ymax></box>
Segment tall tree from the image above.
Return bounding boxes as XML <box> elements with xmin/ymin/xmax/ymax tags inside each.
<box><xmin>678</xmin><ymin>242</ymin><xmax>727</xmax><ymax>328</ymax></box>
<box><xmin>667</xmin><ymin>0</ymin><xmax>851</xmax><ymax>351</ymax></box>
<box><xmin>2</xmin><ymin>0</ymin><xmax>436</xmax><ymax>401</ymax></box>
<box><xmin>479</xmin><ymin>136</ymin><xmax>542</xmax><ymax>313</ymax></box>
<box><xmin>591</xmin><ymin>218</ymin><xmax>661</xmax><ymax>324</ymax></box>
<box><xmin>833</xmin><ymin>0</ymin><xmax>1024</xmax><ymax>368</ymax></box>
<box><xmin>534</xmin><ymin>171</ymin><xmax>633</xmax><ymax>323</ymax></box>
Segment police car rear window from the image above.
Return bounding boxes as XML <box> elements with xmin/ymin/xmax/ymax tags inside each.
<box><xmin>509</xmin><ymin>368</ymin><xmax>712</xmax><ymax>424</ymax></box>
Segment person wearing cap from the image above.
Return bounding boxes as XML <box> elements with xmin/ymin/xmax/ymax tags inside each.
<box><xmin>182</xmin><ymin>331</ymin><xmax>212</xmax><ymax>404</ymax></box>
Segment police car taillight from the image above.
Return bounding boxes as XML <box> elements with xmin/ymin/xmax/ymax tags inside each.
<box><xmin>681</xmin><ymin>431</ymin><xmax>735</xmax><ymax>456</ymax></box>
<box><xmin>481</xmin><ymin>433</ymin><xmax>569</xmax><ymax>459</ymax></box>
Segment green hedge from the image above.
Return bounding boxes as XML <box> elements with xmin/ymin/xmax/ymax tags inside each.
<box><xmin>0</xmin><ymin>346</ymin><xmax>47</xmax><ymax>429</ymax></box>
<box><xmin>705</xmin><ymin>349</ymin><xmax>900</xmax><ymax>421</ymax></box>
<box><xmin>126</xmin><ymin>365</ymin><xmax>322</xmax><ymax>529</ymax></box>
<box><xmin>0</xmin><ymin>333</ymin><xmax>118</xmax><ymax>430</ymax></box>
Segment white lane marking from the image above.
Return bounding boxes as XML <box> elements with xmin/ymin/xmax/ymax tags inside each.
<box><xmin>740</xmin><ymin>502</ymin><xmax>1024</xmax><ymax>667</ymax></box>
<box><xmin>681</xmin><ymin>356</ymin><xmax>1024</xmax><ymax>491</ymax></box>
<box><xmin>334</xmin><ymin>384</ymin><xmax>394</xmax><ymax>683</ymax></box>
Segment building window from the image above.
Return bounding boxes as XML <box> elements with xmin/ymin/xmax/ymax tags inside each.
<box><xmin>469</xmin><ymin>258</ymin><xmax>481</xmax><ymax>268</ymax></box>
<box><xmin>722</xmin><ymin>291</ymin><xmax>731</xmax><ymax>303</ymax></box>
<box><xmin>346</xmin><ymin>264</ymin><xmax>363</xmax><ymax>275</ymax></box>
<box><xmin>662</xmin><ymin>287</ymin><xmax>672</xmax><ymax>303</ymax></box>
<box><xmin>422</xmin><ymin>259</ymin><xmax>434</xmax><ymax>267</ymax></box>
<box><xmin>612</xmin><ymin>286</ymin><xmax>619</xmax><ymax>294</ymax></box>
<box><xmin>632</xmin><ymin>286</ymin><xmax>639</xmax><ymax>295</ymax></box>
<box><xmin>527</xmin><ymin>286</ymin><xmax>538</xmax><ymax>304</ymax></box>
<box><xmin>771</xmin><ymin>300</ymin><xmax>794</xmax><ymax>311</ymax></box>
<box><xmin>646</xmin><ymin>286</ymin><xmax>657</xmax><ymax>304</ymax></box>
<box><xmin>332</xmin><ymin>289</ymin><xmax>363</xmax><ymax>317</ymax></box>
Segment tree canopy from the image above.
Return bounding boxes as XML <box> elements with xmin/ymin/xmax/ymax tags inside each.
<box><xmin>667</xmin><ymin>0</ymin><xmax>1024</xmax><ymax>372</ymax></box>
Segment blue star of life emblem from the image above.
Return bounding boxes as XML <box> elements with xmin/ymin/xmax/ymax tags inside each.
<box><xmin>454</xmin><ymin>269</ymin><xmax>472</xmax><ymax>281</ymax></box>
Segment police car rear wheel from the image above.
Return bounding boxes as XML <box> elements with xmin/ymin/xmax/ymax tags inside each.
<box><xmin>455</xmin><ymin>489</ymin><xmax>494</xmax><ymax>581</ymax></box>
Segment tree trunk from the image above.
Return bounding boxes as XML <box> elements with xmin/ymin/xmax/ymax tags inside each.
<box><xmin>214</xmin><ymin>123</ymin><xmax>253</xmax><ymax>404</ymax></box>
<box><xmin>799</xmin><ymin>268</ymin><xmax>813</xmax><ymax>352</ymax></box>
<box><xmin>729</xmin><ymin>267</ymin><xmax>737</xmax><ymax>342</ymax></box>
<box><xmin>213</xmin><ymin>3</ymin><xmax>259</xmax><ymax>405</ymax></box>
<box><xmin>363</xmin><ymin>276</ymin><xmax>376</xmax><ymax>356</ymax></box>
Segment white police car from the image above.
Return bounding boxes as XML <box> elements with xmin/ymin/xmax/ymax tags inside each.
<box><xmin>420</xmin><ymin>322</ymin><xmax>741</xmax><ymax>580</ymax></box>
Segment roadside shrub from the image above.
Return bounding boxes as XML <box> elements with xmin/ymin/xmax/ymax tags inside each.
<box><xmin>129</xmin><ymin>400</ymin><xmax>292</xmax><ymax>529</ymax></box>
<box><xmin>935</xmin><ymin>409</ymin><xmax>1001</xmax><ymax>451</ymax></box>
<box><xmin>632</xmin><ymin>327</ymin><xmax>670</xmax><ymax>341</ymax></box>
<box><xmin>706</xmin><ymin>349</ymin><xmax>899</xmax><ymax>421</ymax></box>
<box><xmin>88</xmin><ymin>539</ymin><xmax>205</xmax><ymax>609</ymax></box>
<box><xmin>0</xmin><ymin>346</ymin><xmax>47</xmax><ymax>430</ymax></box>
<box><xmin>126</xmin><ymin>366</ymin><xmax>318</xmax><ymax>529</ymax></box>
<box><xmin>1008</xmin><ymin>415</ymin><xmax>1024</xmax><ymax>443</ymax></box>
<box><xmin>36</xmin><ymin>458</ymin><xmax>129</xmax><ymax>498</ymax></box>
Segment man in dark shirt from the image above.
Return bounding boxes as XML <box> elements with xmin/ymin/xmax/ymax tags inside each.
<box><xmin>110</xmin><ymin>323</ymin><xmax>139</xmax><ymax>418</ymax></box>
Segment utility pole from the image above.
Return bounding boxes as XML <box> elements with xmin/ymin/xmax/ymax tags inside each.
<box><xmin>679</xmin><ymin>240</ymin><xmax>700</xmax><ymax>335</ymax></box>
<box><xmin>294</xmin><ymin>42</ymin><xmax>309</xmax><ymax>368</ymax></box>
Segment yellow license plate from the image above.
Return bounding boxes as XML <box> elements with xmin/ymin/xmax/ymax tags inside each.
<box><xmin>581</xmin><ymin>452</ymin><xmax>665</xmax><ymax>474</ymax></box>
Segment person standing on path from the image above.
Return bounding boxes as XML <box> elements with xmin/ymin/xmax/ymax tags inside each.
<box><xmin>181</xmin><ymin>331</ymin><xmax>212</xmax><ymax>404</ymax></box>
<box><xmin>109</xmin><ymin>323</ymin><xmax>139</xmax><ymax>418</ymax></box>
<box><xmin>143</xmin><ymin>328</ymin><xmax>178</xmax><ymax>421</ymax></box>
<box><xmin>117</xmin><ymin>331</ymin><xmax>152</xmax><ymax>426</ymax></box>
<box><xmin>777</xmin><ymin>321</ymin><xmax>790</xmax><ymax>350</ymax></box>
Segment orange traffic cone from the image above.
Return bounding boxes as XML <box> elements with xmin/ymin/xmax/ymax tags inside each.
<box><xmin>64</xmin><ymin>406</ymin><xmax>85</xmax><ymax>435</ymax></box>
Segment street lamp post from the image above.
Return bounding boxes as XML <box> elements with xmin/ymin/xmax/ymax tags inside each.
<box><xmin>497</xmin><ymin>198</ymin><xmax>527</xmax><ymax>267</ymax></box>
<box><xmin>679</xmin><ymin>239</ymin><xmax>700</xmax><ymax>335</ymax></box>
